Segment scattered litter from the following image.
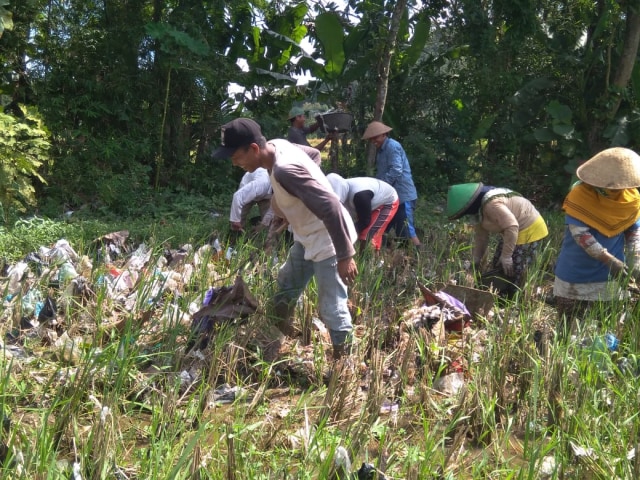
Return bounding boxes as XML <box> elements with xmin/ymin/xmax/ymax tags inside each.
<box><xmin>188</xmin><ymin>275</ymin><xmax>259</xmax><ymax>350</ymax></box>
<box><xmin>537</xmin><ymin>455</ymin><xmax>558</xmax><ymax>478</ymax></box>
<box><xmin>569</xmin><ymin>440</ymin><xmax>597</xmax><ymax>460</ymax></box>
<box><xmin>418</xmin><ymin>283</ymin><xmax>473</xmax><ymax>332</ymax></box>
<box><xmin>209</xmin><ymin>383</ymin><xmax>246</xmax><ymax>406</ymax></box>
<box><xmin>332</xmin><ymin>446</ymin><xmax>386</xmax><ymax>479</ymax></box>
<box><xmin>433</xmin><ymin>372</ymin><xmax>466</xmax><ymax>396</ymax></box>
<box><xmin>379</xmin><ymin>399</ymin><xmax>400</xmax><ymax>415</ymax></box>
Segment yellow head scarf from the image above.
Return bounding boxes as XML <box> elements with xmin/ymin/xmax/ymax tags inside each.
<box><xmin>562</xmin><ymin>182</ymin><xmax>640</xmax><ymax>237</ymax></box>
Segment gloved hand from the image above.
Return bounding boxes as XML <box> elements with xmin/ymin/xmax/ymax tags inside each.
<box><xmin>500</xmin><ymin>256</ymin><xmax>514</xmax><ymax>277</ymax></box>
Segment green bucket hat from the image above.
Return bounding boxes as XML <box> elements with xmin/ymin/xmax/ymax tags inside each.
<box><xmin>446</xmin><ymin>183</ymin><xmax>484</xmax><ymax>220</ymax></box>
<box><xmin>288</xmin><ymin>106</ymin><xmax>305</xmax><ymax>120</ymax></box>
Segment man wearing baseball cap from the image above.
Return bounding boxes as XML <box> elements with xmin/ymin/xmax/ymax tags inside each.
<box><xmin>213</xmin><ymin>118</ymin><xmax>358</xmax><ymax>360</ymax></box>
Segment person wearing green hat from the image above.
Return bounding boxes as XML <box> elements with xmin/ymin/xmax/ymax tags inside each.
<box><xmin>446</xmin><ymin>183</ymin><xmax>548</xmax><ymax>290</ymax></box>
<box><xmin>287</xmin><ymin>107</ymin><xmax>334</xmax><ymax>151</ymax></box>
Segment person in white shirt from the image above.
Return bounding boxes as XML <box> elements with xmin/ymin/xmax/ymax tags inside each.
<box><xmin>229</xmin><ymin>167</ymin><xmax>273</xmax><ymax>233</ymax></box>
<box><xmin>327</xmin><ymin>173</ymin><xmax>399</xmax><ymax>254</ymax></box>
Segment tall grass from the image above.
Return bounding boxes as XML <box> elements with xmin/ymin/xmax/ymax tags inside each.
<box><xmin>2</xmin><ymin>208</ymin><xmax>640</xmax><ymax>478</ymax></box>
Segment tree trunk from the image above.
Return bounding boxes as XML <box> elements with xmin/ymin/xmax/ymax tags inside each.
<box><xmin>587</xmin><ymin>4</ymin><xmax>640</xmax><ymax>152</ymax></box>
<box><xmin>366</xmin><ymin>0</ymin><xmax>408</xmax><ymax>174</ymax></box>
<box><xmin>608</xmin><ymin>8</ymin><xmax>640</xmax><ymax>118</ymax></box>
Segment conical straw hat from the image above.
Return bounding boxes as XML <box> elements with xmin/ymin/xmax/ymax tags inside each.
<box><xmin>362</xmin><ymin>121</ymin><xmax>392</xmax><ymax>140</ymax></box>
<box><xmin>577</xmin><ymin>147</ymin><xmax>640</xmax><ymax>189</ymax></box>
<box><xmin>446</xmin><ymin>183</ymin><xmax>483</xmax><ymax>220</ymax></box>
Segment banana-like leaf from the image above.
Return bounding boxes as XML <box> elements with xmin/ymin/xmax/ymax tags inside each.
<box><xmin>404</xmin><ymin>15</ymin><xmax>430</xmax><ymax>67</ymax></box>
<box><xmin>0</xmin><ymin>1</ymin><xmax>13</xmax><ymax>38</ymax></box>
<box><xmin>315</xmin><ymin>12</ymin><xmax>345</xmax><ymax>80</ymax></box>
<box><xmin>254</xmin><ymin>68</ymin><xmax>297</xmax><ymax>83</ymax></box>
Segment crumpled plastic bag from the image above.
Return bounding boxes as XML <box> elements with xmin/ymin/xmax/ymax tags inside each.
<box><xmin>188</xmin><ymin>275</ymin><xmax>259</xmax><ymax>350</ymax></box>
<box><xmin>418</xmin><ymin>283</ymin><xmax>471</xmax><ymax>332</ymax></box>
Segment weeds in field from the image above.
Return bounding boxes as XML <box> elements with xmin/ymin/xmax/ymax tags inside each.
<box><xmin>1</xmin><ymin>211</ymin><xmax>640</xmax><ymax>479</ymax></box>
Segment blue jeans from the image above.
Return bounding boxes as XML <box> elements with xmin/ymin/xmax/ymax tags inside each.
<box><xmin>274</xmin><ymin>241</ymin><xmax>352</xmax><ymax>345</ymax></box>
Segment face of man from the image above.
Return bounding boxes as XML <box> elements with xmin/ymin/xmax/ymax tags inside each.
<box><xmin>292</xmin><ymin>114</ymin><xmax>306</xmax><ymax>128</ymax></box>
<box><xmin>231</xmin><ymin>143</ymin><xmax>261</xmax><ymax>172</ymax></box>
<box><xmin>368</xmin><ymin>133</ymin><xmax>386</xmax><ymax>149</ymax></box>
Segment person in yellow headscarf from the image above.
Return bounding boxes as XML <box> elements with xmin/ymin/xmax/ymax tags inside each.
<box><xmin>554</xmin><ymin>147</ymin><xmax>640</xmax><ymax>336</ymax></box>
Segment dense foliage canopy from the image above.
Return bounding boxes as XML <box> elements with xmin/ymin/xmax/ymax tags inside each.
<box><xmin>1</xmin><ymin>0</ymin><xmax>640</xmax><ymax>222</ymax></box>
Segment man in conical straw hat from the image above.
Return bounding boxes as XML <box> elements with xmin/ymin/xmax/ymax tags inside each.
<box><xmin>362</xmin><ymin>121</ymin><xmax>423</xmax><ymax>249</ymax></box>
<box><xmin>554</xmin><ymin>147</ymin><xmax>640</xmax><ymax>338</ymax></box>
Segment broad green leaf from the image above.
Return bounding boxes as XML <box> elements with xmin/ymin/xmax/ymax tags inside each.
<box><xmin>533</xmin><ymin>128</ymin><xmax>556</xmax><ymax>142</ymax></box>
<box><xmin>0</xmin><ymin>6</ymin><xmax>13</xmax><ymax>36</ymax></box>
<box><xmin>547</xmin><ymin>100</ymin><xmax>572</xmax><ymax>123</ymax></box>
<box><xmin>315</xmin><ymin>12</ymin><xmax>345</xmax><ymax>80</ymax></box>
<box><xmin>552</xmin><ymin>124</ymin><xmax>574</xmax><ymax>136</ymax></box>
<box><xmin>404</xmin><ymin>15</ymin><xmax>430</xmax><ymax>67</ymax></box>
<box><xmin>343</xmin><ymin>24</ymin><xmax>369</xmax><ymax>61</ymax></box>
<box><xmin>560</xmin><ymin>142</ymin><xmax>577</xmax><ymax>157</ymax></box>
<box><xmin>472</xmin><ymin>114</ymin><xmax>497</xmax><ymax>140</ymax></box>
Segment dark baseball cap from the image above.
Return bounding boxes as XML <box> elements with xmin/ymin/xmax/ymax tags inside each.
<box><xmin>212</xmin><ymin>118</ymin><xmax>263</xmax><ymax>159</ymax></box>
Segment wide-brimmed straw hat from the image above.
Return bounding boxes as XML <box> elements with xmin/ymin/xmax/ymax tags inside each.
<box><xmin>577</xmin><ymin>147</ymin><xmax>640</xmax><ymax>189</ymax></box>
<box><xmin>362</xmin><ymin>121</ymin><xmax>392</xmax><ymax>140</ymax></box>
<box><xmin>446</xmin><ymin>183</ymin><xmax>484</xmax><ymax>220</ymax></box>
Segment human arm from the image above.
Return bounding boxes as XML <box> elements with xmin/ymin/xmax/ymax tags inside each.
<box><xmin>352</xmin><ymin>190</ymin><xmax>374</xmax><ymax>233</ymax></box>
<box><xmin>293</xmin><ymin>144</ymin><xmax>322</xmax><ymax>165</ymax></box>
<box><xmin>569</xmin><ymin>223</ymin><xmax>628</xmax><ymax>277</ymax></box>
<box><xmin>625</xmin><ymin>226</ymin><xmax>640</xmax><ymax>272</ymax></box>
<box><xmin>229</xmin><ymin>176</ymin><xmax>272</xmax><ymax>227</ymax></box>
<box><xmin>314</xmin><ymin>132</ymin><xmax>338</xmax><ymax>152</ymax></box>
<box><xmin>482</xmin><ymin>201</ymin><xmax>520</xmax><ymax>276</ymax></box>
<box><xmin>273</xmin><ymin>164</ymin><xmax>356</xmax><ymax>260</ymax></box>
<box><xmin>378</xmin><ymin>141</ymin><xmax>405</xmax><ymax>186</ymax></box>
<box><xmin>471</xmin><ymin>226</ymin><xmax>490</xmax><ymax>269</ymax></box>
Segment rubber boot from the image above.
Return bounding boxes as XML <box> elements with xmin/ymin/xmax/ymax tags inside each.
<box><xmin>273</xmin><ymin>301</ymin><xmax>296</xmax><ymax>337</ymax></box>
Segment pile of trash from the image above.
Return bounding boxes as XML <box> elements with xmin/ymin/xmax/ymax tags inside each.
<box><xmin>396</xmin><ymin>282</ymin><xmax>495</xmax><ymax>398</ymax></box>
<box><xmin>0</xmin><ymin>232</ymin><xmax>261</xmax><ymax>368</ymax></box>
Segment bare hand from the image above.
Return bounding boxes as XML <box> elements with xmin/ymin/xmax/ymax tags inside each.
<box><xmin>230</xmin><ymin>221</ymin><xmax>244</xmax><ymax>232</ymax></box>
<box><xmin>337</xmin><ymin>258</ymin><xmax>358</xmax><ymax>285</ymax></box>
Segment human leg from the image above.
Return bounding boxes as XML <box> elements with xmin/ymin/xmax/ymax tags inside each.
<box><xmin>554</xmin><ymin>296</ymin><xmax>590</xmax><ymax>339</ymax></box>
<box><xmin>392</xmin><ymin>202</ymin><xmax>408</xmax><ymax>238</ymax></box>
<box><xmin>313</xmin><ymin>255</ymin><xmax>353</xmax><ymax>355</ymax></box>
<box><xmin>273</xmin><ymin>242</ymin><xmax>314</xmax><ymax>335</ymax></box>
<box><xmin>403</xmin><ymin>200</ymin><xmax>422</xmax><ymax>246</ymax></box>
<box><xmin>512</xmin><ymin>240</ymin><xmax>540</xmax><ymax>285</ymax></box>
<box><xmin>367</xmin><ymin>200</ymin><xmax>399</xmax><ymax>251</ymax></box>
